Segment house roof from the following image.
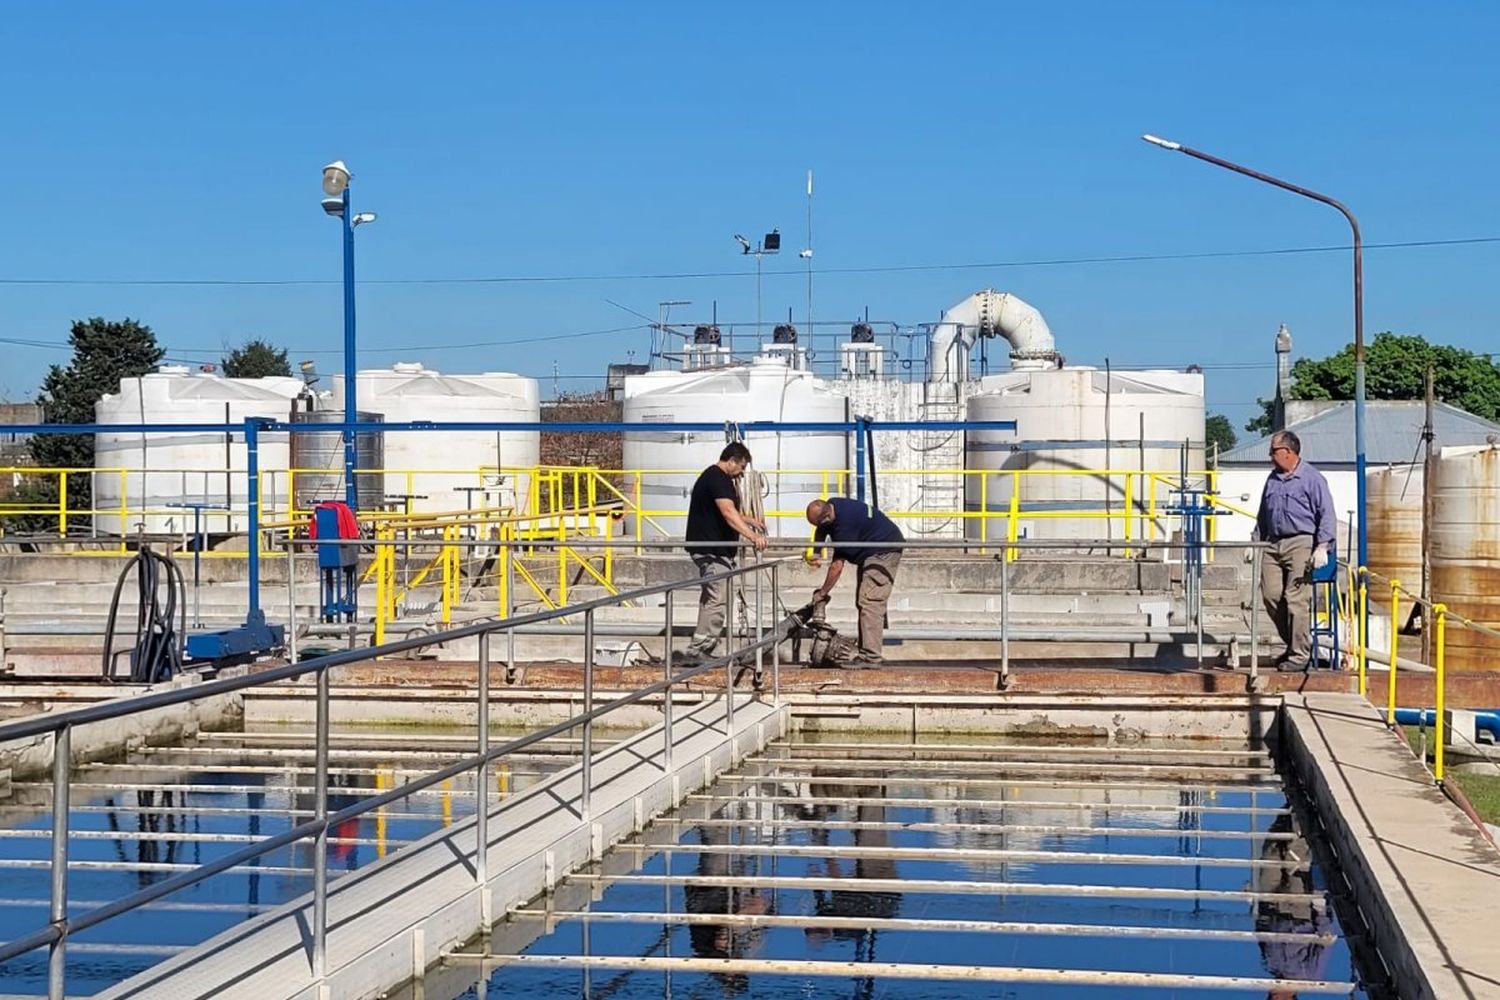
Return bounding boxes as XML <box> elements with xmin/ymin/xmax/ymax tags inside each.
<box><xmin>1220</xmin><ymin>400</ymin><xmax>1500</xmax><ymax>466</ymax></box>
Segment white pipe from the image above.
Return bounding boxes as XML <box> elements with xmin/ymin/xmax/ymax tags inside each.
<box><xmin>929</xmin><ymin>289</ymin><xmax>1058</xmax><ymax>381</ymax></box>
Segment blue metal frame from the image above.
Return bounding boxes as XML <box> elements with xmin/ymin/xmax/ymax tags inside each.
<box><xmin>340</xmin><ymin>185</ymin><xmax>359</xmax><ymax>511</ymax></box>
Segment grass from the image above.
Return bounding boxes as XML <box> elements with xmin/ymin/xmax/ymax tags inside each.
<box><xmin>1403</xmin><ymin>725</ymin><xmax>1500</xmax><ymax>825</ymax></box>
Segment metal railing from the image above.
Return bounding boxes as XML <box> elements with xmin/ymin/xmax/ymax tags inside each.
<box><xmin>0</xmin><ymin>555</ymin><xmax>793</xmax><ymax>1000</ymax></box>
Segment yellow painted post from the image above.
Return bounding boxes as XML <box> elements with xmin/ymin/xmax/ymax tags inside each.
<box><xmin>498</xmin><ymin>525</ymin><xmax>511</xmax><ymax>616</ymax></box>
<box><xmin>557</xmin><ymin>517</ymin><xmax>568</xmax><ymax>605</ymax></box>
<box><xmin>1148</xmin><ymin>478</ymin><xmax>1158</xmax><ymax>542</ymax></box>
<box><xmin>1434</xmin><ymin>603</ymin><xmax>1447</xmax><ymax>782</ymax></box>
<box><xmin>287</xmin><ymin>469</ymin><xmax>297</xmax><ymax>520</ymax></box>
<box><xmin>441</xmin><ymin>778</ymin><xmax>453</xmax><ymax>827</ymax></box>
<box><xmin>57</xmin><ymin>472</ymin><xmax>68</xmax><ymax>538</ymax></box>
<box><xmin>1357</xmin><ymin>568</ymin><xmax>1369</xmax><ymax>697</ymax></box>
<box><xmin>376</xmin><ymin>770</ymin><xmax>390</xmax><ymax>858</ymax></box>
<box><xmin>118</xmin><ymin>469</ymin><xmax>129</xmax><ymax>553</ymax></box>
<box><xmin>633</xmin><ymin>474</ymin><xmax>643</xmax><ymax>555</ymax></box>
<box><xmin>1006</xmin><ymin>472</ymin><xmax>1020</xmax><ymax>562</ymax></box>
<box><xmin>440</xmin><ymin>525</ymin><xmax>454</xmax><ymax>624</ymax></box>
<box><xmin>1387</xmin><ymin>579</ymin><xmax>1401</xmax><ymax>726</ymax></box>
<box><xmin>1123</xmin><ymin>473</ymin><xmax>1134</xmax><ymax>559</ymax></box>
<box><xmin>374</xmin><ymin>530</ymin><xmax>388</xmax><ymax>646</ymax></box>
<box><xmin>979</xmin><ymin>472</ymin><xmax>989</xmax><ymax>553</ymax></box>
<box><xmin>587</xmin><ymin>471</ymin><xmax>598</xmax><ymax>536</ymax></box>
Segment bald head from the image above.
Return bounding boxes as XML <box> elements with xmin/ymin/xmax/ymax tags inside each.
<box><xmin>806</xmin><ymin>499</ymin><xmax>834</xmax><ymax>526</ymax></box>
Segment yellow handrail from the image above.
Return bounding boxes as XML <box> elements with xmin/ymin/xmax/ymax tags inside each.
<box><xmin>1434</xmin><ymin>603</ymin><xmax>1447</xmax><ymax>782</ymax></box>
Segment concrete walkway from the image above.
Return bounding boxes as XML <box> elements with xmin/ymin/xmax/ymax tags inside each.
<box><xmin>96</xmin><ymin>693</ymin><xmax>786</xmax><ymax>1000</ymax></box>
<box><xmin>1282</xmin><ymin>693</ymin><xmax>1500</xmax><ymax>1000</ymax></box>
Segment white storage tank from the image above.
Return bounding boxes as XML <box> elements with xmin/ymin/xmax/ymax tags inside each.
<box><xmin>334</xmin><ymin>364</ymin><xmax>541</xmax><ymax>516</ymax></box>
<box><xmin>93</xmin><ymin>367</ymin><xmax>304</xmax><ymax>536</ymax></box>
<box><xmin>622</xmin><ymin>356</ymin><xmax>848</xmax><ymax>538</ymax></box>
<box><xmin>1431</xmin><ymin>444</ymin><xmax>1500</xmax><ymax>672</ymax></box>
<box><xmin>964</xmin><ymin>367</ymin><xmax>1205</xmax><ymax>542</ymax></box>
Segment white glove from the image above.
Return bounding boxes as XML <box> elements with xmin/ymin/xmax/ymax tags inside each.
<box><xmin>1312</xmin><ymin>547</ymin><xmax>1329</xmax><ymax>570</ymax></box>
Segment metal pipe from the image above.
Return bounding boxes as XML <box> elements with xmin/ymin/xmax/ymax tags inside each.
<box><xmin>581</xmin><ymin>610</ymin><xmax>593</xmax><ymax>821</ymax></box>
<box><xmin>47</xmin><ymin>725</ymin><xmax>70</xmax><ymax>1000</ymax></box>
<box><xmin>723</xmin><ymin>585</ymin><xmax>734</xmax><ymax>738</ymax></box>
<box><xmin>1000</xmin><ymin>553</ymin><xmax>1010</xmax><ymax>685</ymax></box>
<box><xmin>287</xmin><ymin>538</ymin><xmax>299</xmax><ymax>664</ymax></box>
<box><xmin>509</xmin><ymin>908</ymin><xmax>1331</xmax><ymax>944</ymax></box>
<box><xmin>571</xmin><ymin>871</ymin><xmax>1319</xmax><ymax>904</ymax></box>
<box><xmin>460</xmin><ymin>954</ymin><xmax>1351</xmax><ymax>994</ymax></box>
<box><xmin>1250</xmin><ymin>543</ymin><xmax>1260</xmax><ymax>680</ymax></box>
<box><xmin>662</xmin><ymin>590</ymin><xmax>674</xmax><ymax>773</ymax></box>
<box><xmin>476</xmin><ymin>631</ymin><xmax>490</xmax><ymax>908</ymax></box>
<box><xmin>311</xmin><ymin>665</ymin><xmax>330</xmax><ymax>979</ymax></box>
<box><xmin>689</xmin><ymin>792</ymin><xmax>1288</xmax><ymax>816</ymax></box>
<box><xmin>656</xmin><ymin>816</ymin><xmax>1291</xmax><ymax>841</ymax></box>
<box><xmin>619</xmin><ymin>840</ymin><xmax>1297</xmax><ymax>870</ymax></box>
<box><xmin>340</xmin><ymin>183</ymin><xmax>358</xmax><ymax>510</ymax></box>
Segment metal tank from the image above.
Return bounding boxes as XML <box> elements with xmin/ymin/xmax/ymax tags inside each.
<box><xmin>1366</xmin><ymin>464</ymin><xmax>1424</xmax><ymax>592</ymax></box>
<box><xmin>1431</xmin><ymin>445</ymin><xmax>1500</xmax><ymax>671</ymax></box>
<box><xmin>338</xmin><ymin>364</ymin><xmax>540</xmax><ymax>516</ymax></box>
<box><xmin>93</xmin><ymin>367</ymin><xmax>304</xmax><ymax>535</ymax></box>
<box><xmin>964</xmin><ymin>367</ymin><xmax>1206</xmax><ymax>542</ymax></box>
<box><xmin>290</xmin><ymin>407</ymin><xmax>385</xmax><ymax>512</ymax></box>
<box><xmin>621</xmin><ymin>355</ymin><xmax>848</xmax><ymax>538</ymax></box>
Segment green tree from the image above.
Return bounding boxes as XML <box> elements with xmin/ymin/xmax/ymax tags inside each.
<box><xmin>18</xmin><ymin>318</ymin><xmax>164</xmax><ymax>532</ymax></box>
<box><xmin>1205</xmin><ymin>413</ymin><xmax>1237</xmax><ymax>455</ymax></box>
<box><xmin>1244</xmin><ymin>332</ymin><xmax>1500</xmax><ymax>434</ymax></box>
<box><xmin>222</xmin><ymin>338</ymin><xmax>292</xmax><ymax>378</ymax></box>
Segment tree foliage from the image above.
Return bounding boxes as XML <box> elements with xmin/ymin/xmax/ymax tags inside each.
<box><xmin>222</xmin><ymin>338</ymin><xmax>293</xmax><ymax>379</ymax></box>
<box><xmin>23</xmin><ymin>318</ymin><xmax>164</xmax><ymax>531</ymax></box>
<box><xmin>1205</xmin><ymin>413</ymin><xmax>1237</xmax><ymax>455</ymax></box>
<box><xmin>1245</xmin><ymin>332</ymin><xmax>1500</xmax><ymax>434</ymax></box>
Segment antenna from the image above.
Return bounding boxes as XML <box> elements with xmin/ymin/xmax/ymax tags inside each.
<box><xmin>802</xmin><ymin>169</ymin><xmax>814</xmax><ymax>360</ymax></box>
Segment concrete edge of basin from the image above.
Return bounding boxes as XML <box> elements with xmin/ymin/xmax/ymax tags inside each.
<box><xmin>1280</xmin><ymin>692</ymin><xmax>1500</xmax><ymax>1000</ymax></box>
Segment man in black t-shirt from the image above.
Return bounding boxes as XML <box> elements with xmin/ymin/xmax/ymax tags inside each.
<box><xmin>682</xmin><ymin>443</ymin><xmax>766</xmax><ymax>661</ymax></box>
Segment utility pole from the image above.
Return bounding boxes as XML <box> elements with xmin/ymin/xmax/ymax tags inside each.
<box><xmin>1421</xmin><ymin>364</ymin><xmax>1436</xmax><ymax>663</ymax></box>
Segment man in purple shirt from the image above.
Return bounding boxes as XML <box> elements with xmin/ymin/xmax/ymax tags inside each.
<box><xmin>1255</xmin><ymin>430</ymin><xmax>1337</xmax><ymax>671</ymax></box>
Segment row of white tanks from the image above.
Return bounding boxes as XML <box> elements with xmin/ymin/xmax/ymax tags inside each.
<box><xmin>618</xmin><ymin>358</ymin><xmax>1206</xmax><ymax>540</ymax></box>
<box><xmin>1367</xmin><ymin>446</ymin><xmax>1500</xmax><ymax>672</ymax></box>
<box><xmin>93</xmin><ymin>364</ymin><xmax>539</xmax><ymax>535</ymax></box>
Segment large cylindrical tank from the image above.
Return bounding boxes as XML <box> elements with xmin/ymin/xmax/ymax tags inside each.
<box><xmin>964</xmin><ymin>368</ymin><xmax>1205</xmax><ymax>542</ymax></box>
<box><xmin>1367</xmin><ymin>464</ymin><xmax>1424</xmax><ymax>592</ymax></box>
<box><xmin>622</xmin><ymin>356</ymin><xmax>848</xmax><ymax>538</ymax></box>
<box><xmin>93</xmin><ymin>368</ymin><xmax>304</xmax><ymax>535</ymax></box>
<box><xmin>1431</xmin><ymin>445</ymin><xmax>1500</xmax><ymax>671</ymax></box>
<box><xmin>337</xmin><ymin>364</ymin><xmax>541</xmax><ymax>516</ymax></box>
<box><xmin>289</xmin><ymin>408</ymin><xmax>385</xmax><ymax>512</ymax></box>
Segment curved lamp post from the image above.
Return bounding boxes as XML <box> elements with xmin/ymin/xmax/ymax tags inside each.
<box><xmin>1140</xmin><ymin>134</ymin><xmax>1367</xmax><ymax>578</ymax></box>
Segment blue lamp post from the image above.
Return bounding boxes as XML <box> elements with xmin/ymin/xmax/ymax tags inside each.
<box><xmin>320</xmin><ymin>160</ymin><xmax>377</xmax><ymax>509</ymax></box>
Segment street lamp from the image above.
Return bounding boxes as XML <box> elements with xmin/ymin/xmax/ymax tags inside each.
<box><xmin>735</xmin><ymin>229</ymin><xmax>780</xmax><ymax>339</ymax></box>
<box><xmin>320</xmin><ymin>159</ymin><xmax>377</xmax><ymax>509</ymax></box>
<box><xmin>1140</xmin><ymin>134</ymin><xmax>1368</xmax><ymax>578</ymax></box>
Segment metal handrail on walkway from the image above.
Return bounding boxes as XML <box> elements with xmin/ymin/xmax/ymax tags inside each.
<box><xmin>0</xmin><ymin>555</ymin><xmax>794</xmax><ymax>1000</ymax></box>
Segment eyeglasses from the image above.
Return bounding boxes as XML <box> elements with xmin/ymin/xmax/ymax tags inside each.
<box><xmin>1269</xmin><ymin>446</ymin><xmax>1292</xmax><ymax>456</ymax></box>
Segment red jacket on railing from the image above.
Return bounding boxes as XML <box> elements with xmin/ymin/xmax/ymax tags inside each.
<box><xmin>308</xmin><ymin>500</ymin><xmax>360</xmax><ymax>540</ymax></box>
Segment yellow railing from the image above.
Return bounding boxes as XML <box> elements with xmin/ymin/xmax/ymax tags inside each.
<box><xmin>3</xmin><ymin>464</ymin><xmax>1247</xmax><ymax>561</ymax></box>
<box><xmin>1359</xmin><ymin>564</ymin><xmax>1500</xmax><ymax>784</ymax></box>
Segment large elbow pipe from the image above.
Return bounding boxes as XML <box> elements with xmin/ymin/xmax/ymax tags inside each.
<box><xmin>929</xmin><ymin>289</ymin><xmax>1059</xmax><ymax>381</ymax></box>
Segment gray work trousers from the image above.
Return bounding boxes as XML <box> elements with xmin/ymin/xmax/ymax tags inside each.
<box><xmin>856</xmin><ymin>551</ymin><xmax>902</xmax><ymax>658</ymax></box>
<box><xmin>687</xmin><ymin>554</ymin><xmax>734</xmax><ymax>656</ymax></box>
<box><xmin>1261</xmin><ymin>535</ymin><xmax>1314</xmax><ymax>667</ymax></box>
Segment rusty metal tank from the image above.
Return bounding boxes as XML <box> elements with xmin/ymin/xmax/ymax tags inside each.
<box><xmin>1431</xmin><ymin>445</ymin><xmax>1500</xmax><ymax>671</ymax></box>
<box><xmin>1366</xmin><ymin>464</ymin><xmax>1424</xmax><ymax>592</ymax></box>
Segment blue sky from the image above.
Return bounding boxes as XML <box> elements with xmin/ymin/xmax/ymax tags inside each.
<box><xmin>1</xmin><ymin>2</ymin><xmax>1496</xmax><ymax>432</ymax></box>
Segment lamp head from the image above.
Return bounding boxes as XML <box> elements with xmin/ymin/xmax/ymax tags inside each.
<box><xmin>321</xmin><ymin>196</ymin><xmax>346</xmax><ymax>217</ymax></box>
<box><xmin>322</xmin><ymin>160</ymin><xmax>351</xmax><ymax>196</ymax></box>
<box><xmin>734</xmin><ymin>234</ymin><xmax>751</xmax><ymax>253</ymax></box>
<box><xmin>1141</xmin><ymin>134</ymin><xmax>1182</xmax><ymax>151</ymax></box>
<box><xmin>352</xmin><ymin>212</ymin><xmax>377</xmax><ymax>226</ymax></box>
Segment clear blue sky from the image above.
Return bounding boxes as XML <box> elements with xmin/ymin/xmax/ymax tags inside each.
<box><xmin>1</xmin><ymin>2</ymin><xmax>1496</xmax><ymax>433</ymax></box>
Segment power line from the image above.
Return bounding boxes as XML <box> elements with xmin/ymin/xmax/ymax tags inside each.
<box><xmin>0</xmin><ymin>236</ymin><xmax>1494</xmax><ymax>287</ymax></box>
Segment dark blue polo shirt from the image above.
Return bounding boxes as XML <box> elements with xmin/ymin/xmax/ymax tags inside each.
<box><xmin>814</xmin><ymin>498</ymin><xmax>904</xmax><ymax>565</ymax></box>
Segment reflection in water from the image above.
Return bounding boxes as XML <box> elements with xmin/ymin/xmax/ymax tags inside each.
<box><xmin>102</xmin><ymin>789</ymin><xmax>186</xmax><ymax>887</ymax></box>
<box><xmin>1256</xmin><ymin>813</ymin><xmax>1331</xmax><ymax>999</ymax></box>
<box><xmin>681</xmin><ymin>818</ymin><xmax>769</xmax><ymax>996</ymax></box>
<box><xmin>803</xmin><ymin>773</ymin><xmax>900</xmax><ymax>1000</ymax></box>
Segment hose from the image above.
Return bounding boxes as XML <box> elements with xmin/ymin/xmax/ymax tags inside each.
<box><xmin>101</xmin><ymin>546</ymin><xmax>187</xmax><ymax>684</ymax></box>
